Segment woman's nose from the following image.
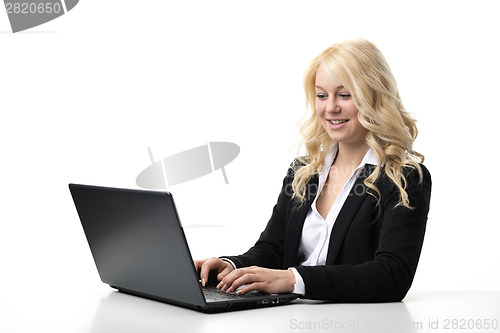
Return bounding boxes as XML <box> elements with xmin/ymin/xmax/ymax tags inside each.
<box><xmin>325</xmin><ymin>97</ymin><xmax>340</xmax><ymax>113</ymax></box>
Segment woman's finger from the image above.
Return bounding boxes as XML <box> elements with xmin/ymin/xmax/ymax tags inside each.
<box><xmin>217</xmin><ymin>266</ymin><xmax>251</xmax><ymax>289</ymax></box>
<box><xmin>235</xmin><ymin>281</ymin><xmax>264</xmax><ymax>294</ymax></box>
<box><xmin>225</xmin><ymin>272</ymin><xmax>259</xmax><ymax>293</ymax></box>
<box><xmin>199</xmin><ymin>257</ymin><xmax>220</xmax><ymax>286</ymax></box>
<box><xmin>218</xmin><ymin>267</ymin><xmax>260</xmax><ymax>292</ymax></box>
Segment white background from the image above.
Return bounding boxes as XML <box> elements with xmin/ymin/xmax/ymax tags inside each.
<box><xmin>1</xmin><ymin>0</ymin><xmax>499</xmax><ymax>331</ymax></box>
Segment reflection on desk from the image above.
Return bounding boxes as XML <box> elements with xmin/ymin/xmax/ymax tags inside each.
<box><xmin>89</xmin><ymin>291</ymin><xmax>500</xmax><ymax>333</ymax></box>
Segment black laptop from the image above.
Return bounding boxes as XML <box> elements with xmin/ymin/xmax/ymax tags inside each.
<box><xmin>69</xmin><ymin>184</ymin><xmax>299</xmax><ymax>312</ymax></box>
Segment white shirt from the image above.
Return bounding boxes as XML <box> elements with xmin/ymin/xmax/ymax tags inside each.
<box><xmin>289</xmin><ymin>143</ymin><xmax>379</xmax><ymax>295</ymax></box>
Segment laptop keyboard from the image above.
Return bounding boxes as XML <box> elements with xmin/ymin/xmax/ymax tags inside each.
<box><xmin>203</xmin><ymin>286</ymin><xmax>265</xmax><ymax>302</ymax></box>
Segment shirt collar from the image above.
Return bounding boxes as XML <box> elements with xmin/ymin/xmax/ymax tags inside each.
<box><xmin>319</xmin><ymin>142</ymin><xmax>379</xmax><ymax>181</ymax></box>
<box><xmin>311</xmin><ymin>143</ymin><xmax>379</xmax><ymax>217</ymax></box>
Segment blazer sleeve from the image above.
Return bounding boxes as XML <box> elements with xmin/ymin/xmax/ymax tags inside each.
<box><xmin>222</xmin><ymin>165</ymin><xmax>296</xmax><ymax>269</ymax></box>
<box><xmin>295</xmin><ymin>165</ymin><xmax>432</xmax><ymax>302</ymax></box>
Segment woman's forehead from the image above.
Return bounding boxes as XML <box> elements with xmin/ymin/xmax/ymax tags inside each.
<box><xmin>315</xmin><ymin>65</ymin><xmax>345</xmax><ymax>90</ymax></box>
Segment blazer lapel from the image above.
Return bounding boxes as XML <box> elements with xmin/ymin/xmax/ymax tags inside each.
<box><xmin>283</xmin><ymin>175</ymin><xmax>318</xmax><ymax>268</ymax></box>
<box><xmin>326</xmin><ymin>164</ymin><xmax>375</xmax><ymax>264</ymax></box>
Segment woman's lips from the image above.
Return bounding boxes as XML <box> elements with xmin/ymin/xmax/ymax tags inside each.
<box><xmin>327</xmin><ymin>119</ymin><xmax>349</xmax><ymax>129</ymax></box>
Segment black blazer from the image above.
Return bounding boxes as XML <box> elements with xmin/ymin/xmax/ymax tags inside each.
<box><xmin>225</xmin><ymin>162</ymin><xmax>432</xmax><ymax>302</ymax></box>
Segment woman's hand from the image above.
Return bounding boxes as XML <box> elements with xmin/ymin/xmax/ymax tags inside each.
<box><xmin>194</xmin><ymin>257</ymin><xmax>234</xmax><ymax>286</ymax></box>
<box><xmin>217</xmin><ymin>266</ymin><xmax>296</xmax><ymax>294</ymax></box>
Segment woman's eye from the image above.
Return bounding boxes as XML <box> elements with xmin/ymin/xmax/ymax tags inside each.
<box><xmin>316</xmin><ymin>93</ymin><xmax>327</xmax><ymax>99</ymax></box>
<box><xmin>339</xmin><ymin>93</ymin><xmax>351</xmax><ymax>99</ymax></box>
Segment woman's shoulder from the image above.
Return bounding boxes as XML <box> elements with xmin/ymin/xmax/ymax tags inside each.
<box><xmin>286</xmin><ymin>156</ymin><xmax>311</xmax><ymax>177</ymax></box>
<box><xmin>404</xmin><ymin>163</ymin><xmax>431</xmax><ymax>184</ymax></box>
<box><xmin>377</xmin><ymin>163</ymin><xmax>431</xmax><ymax>195</ymax></box>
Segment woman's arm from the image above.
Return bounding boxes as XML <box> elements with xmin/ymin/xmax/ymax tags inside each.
<box><xmin>222</xmin><ymin>166</ymin><xmax>296</xmax><ymax>269</ymax></box>
<box><xmin>196</xmin><ymin>165</ymin><xmax>297</xmax><ymax>289</ymax></box>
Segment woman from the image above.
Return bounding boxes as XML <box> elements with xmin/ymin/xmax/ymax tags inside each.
<box><xmin>195</xmin><ymin>39</ymin><xmax>431</xmax><ymax>302</ymax></box>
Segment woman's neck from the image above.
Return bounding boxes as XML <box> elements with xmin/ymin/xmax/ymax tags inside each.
<box><xmin>333</xmin><ymin>142</ymin><xmax>370</xmax><ymax>169</ymax></box>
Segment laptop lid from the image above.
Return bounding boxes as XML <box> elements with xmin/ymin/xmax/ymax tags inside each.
<box><xmin>69</xmin><ymin>184</ymin><xmax>206</xmax><ymax>309</ymax></box>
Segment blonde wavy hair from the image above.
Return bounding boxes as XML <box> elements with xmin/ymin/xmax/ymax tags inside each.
<box><xmin>292</xmin><ymin>39</ymin><xmax>424</xmax><ymax>209</ymax></box>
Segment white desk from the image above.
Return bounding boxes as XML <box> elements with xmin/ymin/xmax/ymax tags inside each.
<box><xmin>6</xmin><ymin>289</ymin><xmax>495</xmax><ymax>333</ymax></box>
<box><xmin>87</xmin><ymin>291</ymin><xmax>500</xmax><ymax>333</ymax></box>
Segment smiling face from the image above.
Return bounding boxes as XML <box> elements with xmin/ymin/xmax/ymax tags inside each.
<box><xmin>315</xmin><ymin>65</ymin><xmax>368</xmax><ymax>147</ymax></box>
